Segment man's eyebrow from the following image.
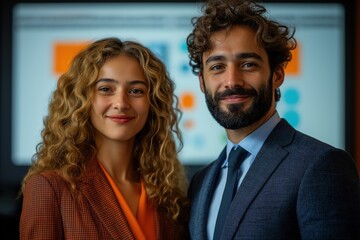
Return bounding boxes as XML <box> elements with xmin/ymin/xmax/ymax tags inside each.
<box><xmin>205</xmin><ymin>52</ymin><xmax>263</xmax><ymax>65</ymax></box>
<box><xmin>236</xmin><ymin>52</ymin><xmax>263</xmax><ymax>61</ymax></box>
<box><xmin>205</xmin><ymin>55</ymin><xmax>226</xmax><ymax>65</ymax></box>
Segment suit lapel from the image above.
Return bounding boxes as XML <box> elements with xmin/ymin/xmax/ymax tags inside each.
<box><xmin>79</xmin><ymin>158</ymin><xmax>135</xmax><ymax>240</ymax></box>
<box><xmin>191</xmin><ymin>148</ymin><xmax>226</xmax><ymax>239</ymax></box>
<box><xmin>223</xmin><ymin>120</ymin><xmax>295</xmax><ymax>239</ymax></box>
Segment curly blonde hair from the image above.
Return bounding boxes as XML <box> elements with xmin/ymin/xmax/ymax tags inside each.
<box><xmin>21</xmin><ymin>37</ymin><xmax>189</xmax><ymax>224</ymax></box>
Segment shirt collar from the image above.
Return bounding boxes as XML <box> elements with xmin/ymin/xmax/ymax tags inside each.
<box><xmin>225</xmin><ymin>111</ymin><xmax>281</xmax><ymax>162</ymax></box>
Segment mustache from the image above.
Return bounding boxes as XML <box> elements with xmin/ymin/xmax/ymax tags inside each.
<box><xmin>214</xmin><ymin>87</ymin><xmax>258</xmax><ymax>102</ymax></box>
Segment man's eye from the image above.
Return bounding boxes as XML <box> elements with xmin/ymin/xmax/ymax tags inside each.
<box><xmin>210</xmin><ymin>64</ymin><xmax>224</xmax><ymax>71</ymax></box>
<box><xmin>242</xmin><ymin>62</ymin><xmax>256</xmax><ymax>68</ymax></box>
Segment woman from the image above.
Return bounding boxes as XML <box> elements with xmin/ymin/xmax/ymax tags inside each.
<box><xmin>20</xmin><ymin>37</ymin><xmax>189</xmax><ymax>239</ymax></box>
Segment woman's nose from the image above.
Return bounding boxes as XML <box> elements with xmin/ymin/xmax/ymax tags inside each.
<box><xmin>113</xmin><ymin>90</ymin><xmax>130</xmax><ymax>110</ymax></box>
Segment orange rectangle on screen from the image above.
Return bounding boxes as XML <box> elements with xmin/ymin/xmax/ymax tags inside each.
<box><xmin>53</xmin><ymin>42</ymin><xmax>89</xmax><ymax>75</ymax></box>
<box><xmin>285</xmin><ymin>44</ymin><xmax>300</xmax><ymax>76</ymax></box>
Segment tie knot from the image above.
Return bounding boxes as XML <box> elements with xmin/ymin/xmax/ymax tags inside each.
<box><xmin>227</xmin><ymin>146</ymin><xmax>248</xmax><ymax>168</ymax></box>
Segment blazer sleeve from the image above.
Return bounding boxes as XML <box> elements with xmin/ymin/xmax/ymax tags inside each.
<box><xmin>20</xmin><ymin>174</ymin><xmax>64</xmax><ymax>240</ymax></box>
<box><xmin>297</xmin><ymin>148</ymin><xmax>360</xmax><ymax>239</ymax></box>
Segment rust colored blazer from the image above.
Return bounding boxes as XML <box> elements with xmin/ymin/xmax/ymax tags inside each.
<box><xmin>20</xmin><ymin>158</ymin><xmax>186</xmax><ymax>240</ymax></box>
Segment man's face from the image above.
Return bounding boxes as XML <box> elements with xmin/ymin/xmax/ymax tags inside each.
<box><xmin>200</xmin><ymin>25</ymin><xmax>283</xmax><ymax>130</ymax></box>
<box><xmin>204</xmin><ymin>74</ymin><xmax>273</xmax><ymax>129</ymax></box>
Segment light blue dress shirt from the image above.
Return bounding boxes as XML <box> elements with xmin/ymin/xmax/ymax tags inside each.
<box><xmin>207</xmin><ymin>112</ymin><xmax>281</xmax><ymax>239</ymax></box>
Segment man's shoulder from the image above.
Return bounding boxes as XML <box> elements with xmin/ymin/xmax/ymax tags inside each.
<box><xmin>272</xmin><ymin>118</ymin><xmax>339</xmax><ymax>150</ymax></box>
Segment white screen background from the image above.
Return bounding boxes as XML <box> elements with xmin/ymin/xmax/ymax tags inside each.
<box><xmin>12</xmin><ymin>3</ymin><xmax>345</xmax><ymax>165</ymax></box>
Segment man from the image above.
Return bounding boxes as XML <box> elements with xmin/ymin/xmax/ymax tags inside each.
<box><xmin>186</xmin><ymin>0</ymin><xmax>360</xmax><ymax>239</ymax></box>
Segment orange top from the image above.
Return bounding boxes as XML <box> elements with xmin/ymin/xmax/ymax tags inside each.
<box><xmin>98</xmin><ymin>160</ymin><xmax>157</xmax><ymax>240</ymax></box>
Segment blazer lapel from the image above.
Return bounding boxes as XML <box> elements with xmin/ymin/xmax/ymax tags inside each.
<box><xmin>222</xmin><ymin>119</ymin><xmax>295</xmax><ymax>239</ymax></box>
<box><xmin>191</xmin><ymin>147</ymin><xmax>227</xmax><ymax>239</ymax></box>
<box><xmin>79</xmin><ymin>158</ymin><xmax>135</xmax><ymax>240</ymax></box>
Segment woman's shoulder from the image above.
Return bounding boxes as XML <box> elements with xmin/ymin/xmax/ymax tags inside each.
<box><xmin>32</xmin><ymin>169</ymin><xmax>63</xmax><ymax>180</ymax></box>
<box><xmin>25</xmin><ymin>170</ymin><xmax>69</xmax><ymax>192</ymax></box>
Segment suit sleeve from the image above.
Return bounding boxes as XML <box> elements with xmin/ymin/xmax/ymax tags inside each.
<box><xmin>20</xmin><ymin>174</ymin><xmax>64</xmax><ymax>240</ymax></box>
<box><xmin>297</xmin><ymin>149</ymin><xmax>360</xmax><ymax>239</ymax></box>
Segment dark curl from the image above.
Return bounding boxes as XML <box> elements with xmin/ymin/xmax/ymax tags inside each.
<box><xmin>187</xmin><ymin>0</ymin><xmax>297</xmax><ymax>75</ymax></box>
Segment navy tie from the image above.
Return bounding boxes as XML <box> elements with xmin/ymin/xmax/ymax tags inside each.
<box><xmin>213</xmin><ymin>146</ymin><xmax>248</xmax><ymax>240</ymax></box>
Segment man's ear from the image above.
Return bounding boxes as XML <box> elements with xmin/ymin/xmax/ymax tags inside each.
<box><xmin>199</xmin><ymin>73</ymin><xmax>205</xmax><ymax>93</ymax></box>
<box><xmin>273</xmin><ymin>67</ymin><xmax>284</xmax><ymax>89</ymax></box>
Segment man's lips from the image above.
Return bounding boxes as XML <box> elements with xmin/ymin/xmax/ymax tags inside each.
<box><xmin>215</xmin><ymin>88</ymin><xmax>257</xmax><ymax>103</ymax></box>
<box><xmin>221</xmin><ymin>94</ymin><xmax>250</xmax><ymax>103</ymax></box>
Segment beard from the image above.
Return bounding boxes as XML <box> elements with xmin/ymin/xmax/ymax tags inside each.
<box><xmin>204</xmin><ymin>76</ymin><xmax>273</xmax><ymax>130</ymax></box>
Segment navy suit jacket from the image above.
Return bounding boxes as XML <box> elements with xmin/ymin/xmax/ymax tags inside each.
<box><xmin>189</xmin><ymin>119</ymin><xmax>360</xmax><ymax>240</ymax></box>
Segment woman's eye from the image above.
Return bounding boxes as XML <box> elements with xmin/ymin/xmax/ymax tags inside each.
<box><xmin>100</xmin><ymin>87</ymin><xmax>109</xmax><ymax>91</ymax></box>
<box><xmin>129</xmin><ymin>88</ymin><xmax>144</xmax><ymax>95</ymax></box>
<box><xmin>98</xmin><ymin>86</ymin><xmax>112</xmax><ymax>93</ymax></box>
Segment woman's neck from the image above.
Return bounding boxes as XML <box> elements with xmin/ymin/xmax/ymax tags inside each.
<box><xmin>96</xmin><ymin>138</ymin><xmax>139</xmax><ymax>183</ymax></box>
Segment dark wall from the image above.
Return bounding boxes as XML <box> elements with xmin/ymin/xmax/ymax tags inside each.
<box><xmin>356</xmin><ymin>0</ymin><xmax>360</xmax><ymax>174</ymax></box>
<box><xmin>0</xmin><ymin>0</ymin><xmax>22</xmax><ymax>238</ymax></box>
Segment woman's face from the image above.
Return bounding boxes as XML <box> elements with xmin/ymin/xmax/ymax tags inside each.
<box><xmin>90</xmin><ymin>54</ymin><xmax>150</xmax><ymax>144</ymax></box>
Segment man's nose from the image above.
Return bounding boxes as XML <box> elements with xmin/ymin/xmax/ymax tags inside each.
<box><xmin>225</xmin><ymin>65</ymin><xmax>244</xmax><ymax>89</ymax></box>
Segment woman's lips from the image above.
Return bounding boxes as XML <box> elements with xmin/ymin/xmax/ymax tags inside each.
<box><xmin>107</xmin><ymin>115</ymin><xmax>134</xmax><ymax>123</ymax></box>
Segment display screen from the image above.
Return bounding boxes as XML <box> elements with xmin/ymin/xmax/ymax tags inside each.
<box><xmin>11</xmin><ymin>2</ymin><xmax>345</xmax><ymax>167</ymax></box>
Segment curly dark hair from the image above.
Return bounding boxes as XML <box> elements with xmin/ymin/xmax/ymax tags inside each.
<box><xmin>187</xmin><ymin>0</ymin><xmax>297</xmax><ymax>75</ymax></box>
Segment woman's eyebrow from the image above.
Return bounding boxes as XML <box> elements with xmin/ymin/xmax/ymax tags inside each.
<box><xmin>95</xmin><ymin>78</ymin><xmax>117</xmax><ymax>84</ymax></box>
<box><xmin>95</xmin><ymin>78</ymin><xmax>147</xmax><ymax>87</ymax></box>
